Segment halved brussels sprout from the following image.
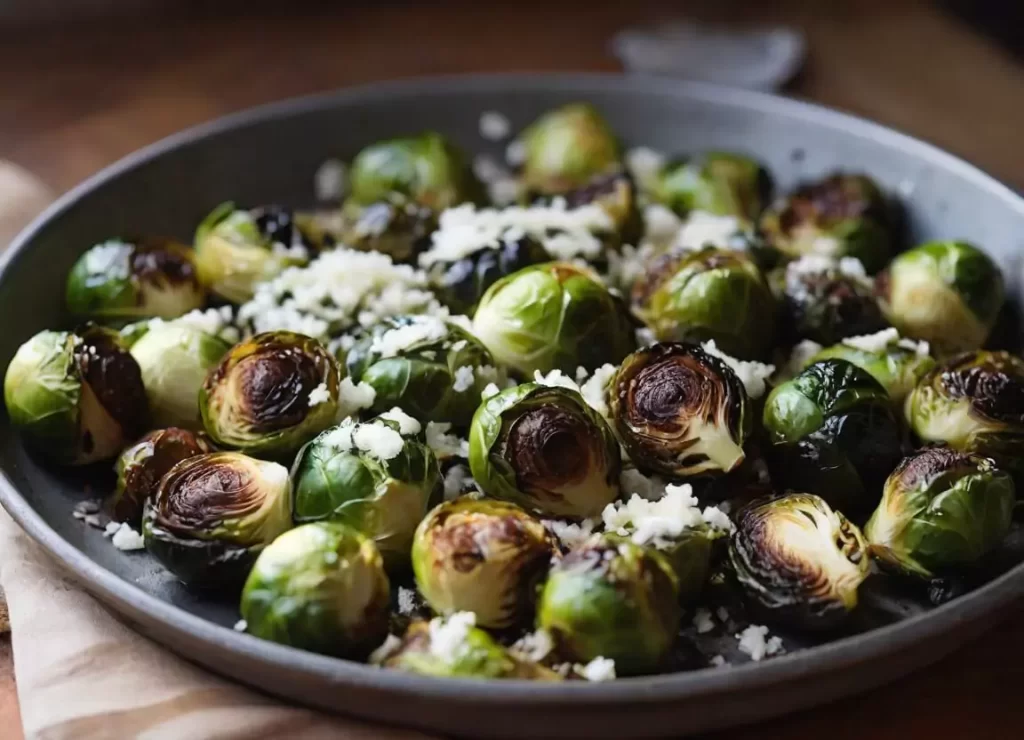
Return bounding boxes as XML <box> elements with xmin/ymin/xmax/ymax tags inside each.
<box><xmin>200</xmin><ymin>331</ymin><xmax>339</xmax><ymax>459</ymax></box>
<box><xmin>537</xmin><ymin>534</ymin><xmax>680</xmax><ymax>675</ymax></box>
<box><xmin>556</xmin><ymin>171</ymin><xmax>642</xmax><ymax>247</ymax></box>
<box><xmin>143</xmin><ymin>452</ymin><xmax>293</xmax><ymax>589</ymax></box>
<box><xmin>472</xmin><ymin>262</ymin><xmax>636</xmax><ymax>376</ymax></box>
<box><xmin>763</xmin><ymin>359</ymin><xmax>904</xmax><ymax>515</ymax></box>
<box><xmin>240</xmin><ymin>521</ymin><xmax>390</xmax><ymax>657</ymax></box>
<box><xmin>759</xmin><ymin>174</ymin><xmax>894</xmax><ymax>273</ymax></box>
<box><xmin>194</xmin><ymin>203</ymin><xmax>319</xmax><ymax>304</ymax></box>
<box><xmin>336</xmin><ymin>199</ymin><xmax>437</xmax><ymax>264</ymax></box>
<box><xmin>66</xmin><ymin>237</ymin><xmax>205</xmax><ymax>321</ymax></box>
<box><xmin>730</xmin><ymin>493</ymin><xmax>870</xmax><ymax>629</ymax></box>
<box><xmin>865</xmin><ymin>447</ymin><xmax>1015</xmax><ymax>579</ymax></box>
<box><xmin>608</xmin><ymin>343</ymin><xmax>750</xmax><ymax>479</ymax></box>
<box><xmin>772</xmin><ymin>259</ymin><xmax>886</xmax><ymax>346</ymax></box>
<box><xmin>878</xmin><ymin>241</ymin><xmax>1004</xmax><ymax>355</ymax></box>
<box><xmin>520</xmin><ymin>103</ymin><xmax>621</xmax><ymax>195</ymax></box>
<box><xmin>112</xmin><ymin>428</ymin><xmax>214</xmax><ymax>524</ymax></box>
<box><xmin>291</xmin><ymin>416</ymin><xmax>441</xmax><ymax>571</ymax></box>
<box><xmin>809</xmin><ymin>332</ymin><xmax>935</xmax><ymax>404</ymax></box>
<box><xmin>631</xmin><ymin>246</ymin><xmax>776</xmax><ymax>360</ymax></box>
<box><xmin>348</xmin><ymin>132</ymin><xmax>478</xmax><ymax>210</ymax></box>
<box><xmin>382</xmin><ymin>613</ymin><xmax>559</xmax><ymax>680</ymax></box>
<box><xmin>412</xmin><ymin>498</ymin><xmax>556</xmax><ymax>628</ymax></box>
<box><xmin>469</xmin><ymin>383</ymin><xmax>621</xmax><ymax>519</ymax></box>
<box><xmin>4</xmin><ymin>326</ymin><xmax>148</xmax><ymax>465</ymax></box>
<box><xmin>130</xmin><ymin>324</ymin><xmax>231</xmax><ymax>430</ymax></box>
<box><xmin>345</xmin><ymin>316</ymin><xmax>503</xmax><ymax>427</ymax></box>
<box><xmin>652</xmin><ymin>151</ymin><xmax>770</xmax><ymax>222</ymax></box>
<box><xmin>905</xmin><ymin>351</ymin><xmax>1024</xmax><ymax>475</ymax></box>
<box><xmin>426</xmin><ymin>234</ymin><xmax>551</xmax><ymax>315</ymax></box>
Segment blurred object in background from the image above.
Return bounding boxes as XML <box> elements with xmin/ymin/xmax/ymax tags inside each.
<box><xmin>0</xmin><ymin>163</ymin><xmax>52</xmax><ymax>247</ymax></box>
<box><xmin>613</xmin><ymin>21</ymin><xmax>806</xmax><ymax>90</ymax></box>
<box><xmin>941</xmin><ymin>0</ymin><xmax>1024</xmax><ymax>58</ymax></box>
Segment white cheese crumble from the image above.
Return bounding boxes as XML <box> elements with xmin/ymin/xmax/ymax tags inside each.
<box><xmin>635</xmin><ymin>326</ymin><xmax>657</xmax><ymax>348</ymax></box>
<box><xmin>602</xmin><ymin>484</ymin><xmax>716</xmax><ymax>547</ymax></box>
<box><xmin>442</xmin><ymin>464</ymin><xmax>475</xmax><ymax>501</ymax></box>
<box><xmin>619</xmin><ymin>467</ymin><xmax>667</xmax><ymax>501</ymax></box>
<box><xmin>84</xmin><ymin>240</ymin><xmax>131</xmax><ymax>279</ymax></box>
<box><xmin>307</xmin><ymin>382</ymin><xmax>330</xmax><ymax>407</ymax></box>
<box><xmin>487</xmin><ymin>177</ymin><xmax>521</xmax><ymax>206</ymax></box>
<box><xmin>481</xmin><ymin>382</ymin><xmax>501</xmax><ymax>400</ymax></box>
<box><xmin>787</xmin><ymin>254</ymin><xmax>867</xmax><ymax>281</ymax></box>
<box><xmin>736</xmin><ymin>625</ymin><xmax>785</xmax><ymax>661</ymax></box>
<box><xmin>106</xmin><ymin>522</ymin><xmax>145</xmax><ymax>551</ymax></box>
<box><xmin>897</xmin><ymin>337</ymin><xmax>931</xmax><ymax>357</ymax></box>
<box><xmin>709</xmin><ymin>655</ymin><xmax>728</xmax><ymax>668</ymax></box>
<box><xmin>700</xmin><ymin>340</ymin><xmax>774</xmax><ymax>400</ymax></box>
<box><xmin>163</xmin><ymin>306</ymin><xmax>240</xmax><ymax>344</ymax></box>
<box><xmin>783</xmin><ymin>339</ymin><xmax>824</xmax><ymax>379</ymax></box>
<box><xmin>675</xmin><ymin>212</ymin><xmax>744</xmax><ymax>251</ymax></box>
<box><xmin>532</xmin><ymin>368</ymin><xmax>581</xmax><ymax>392</ymax></box>
<box><xmin>479</xmin><ymin>111</ymin><xmax>512</xmax><ymax>141</ymax></box>
<box><xmin>472</xmin><ymin>154</ymin><xmax>507</xmax><ymax>184</ymax></box>
<box><xmin>510</xmin><ymin>629</ymin><xmax>554</xmax><ymax>663</ymax></box>
<box><xmin>577</xmin><ymin>656</ymin><xmax>616</xmax><ymax>682</ymax></box>
<box><xmin>580</xmin><ymin>363</ymin><xmax>617</xmax><ymax>417</ymax></box>
<box><xmin>505</xmin><ymin>139</ymin><xmax>527</xmax><ymax>167</ymax></box>
<box><xmin>352</xmin><ymin>422</ymin><xmax>405</xmax><ymax>461</ymax></box>
<box><xmin>841</xmin><ymin>327</ymin><xmax>900</xmax><ymax>353</ymax></box>
<box><xmin>371</xmin><ymin>316</ymin><xmax>449</xmax><ymax>358</ymax></box>
<box><xmin>716</xmin><ymin>606</ymin><xmax>730</xmax><ymax>623</ymax></box>
<box><xmin>369</xmin><ymin>634</ymin><xmax>403</xmax><ymax>665</ymax></box>
<box><xmin>271</xmin><ymin>241</ymin><xmax>309</xmax><ymax>261</ymax></box>
<box><xmin>625</xmin><ymin>146</ymin><xmax>666</xmax><ymax>188</ymax></box>
<box><xmin>397</xmin><ymin>586</ymin><xmax>418</xmax><ymax>616</ymax></box>
<box><xmin>425</xmin><ymin>422</ymin><xmax>470</xmax><ymax>459</ymax></box>
<box><xmin>428</xmin><ymin>611</ymin><xmax>476</xmax><ymax>660</ymax></box>
<box><xmin>314</xmin><ymin>159</ymin><xmax>347</xmax><ymax>202</ymax></box>
<box><xmin>543</xmin><ymin>518</ymin><xmax>597</xmax><ymax>550</ymax></box>
<box><xmin>233</xmin><ymin>619</ymin><xmax>247</xmax><ymax>632</ymax></box>
<box><xmin>452</xmin><ymin>365</ymin><xmax>476</xmax><ymax>393</ymax></box>
<box><xmin>378</xmin><ymin>407</ymin><xmax>422</xmax><ymax>436</ymax></box>
<box><xmin>693</xmin><ymin>608</ymin><xmax>716</xmax><ymax>634</ymax></box>
<box><xmin>702</xmin><ymin>506</ymin><xmax>734</xmax><ymax>533</ymax></box>
<box><xmin>336</xmin><ymin>377</ymin><xmax>377</xmax><ymax>420</ymax></box>
<box><xmin>419</xmin><ymin>201</ymin><xmax>613</xmax><ymax>267</ymax></box>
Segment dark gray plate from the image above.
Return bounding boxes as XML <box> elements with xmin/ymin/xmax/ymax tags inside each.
<box><xmin>1</xmin><ymin>74</ymin><xmax>1023</xmax><ymax>739</ymax></box>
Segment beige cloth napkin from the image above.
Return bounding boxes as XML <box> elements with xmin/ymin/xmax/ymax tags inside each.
<box><xmin>0</xmin><ymin>162</ymin><xmax>433</xmax><ymax>739</ymax></box>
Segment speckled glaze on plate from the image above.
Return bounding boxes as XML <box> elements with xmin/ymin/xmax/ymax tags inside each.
<box><xmin>1</xmin><ymin>75</ymin><xmax>1023</xmax><ymax>739</ymax></box>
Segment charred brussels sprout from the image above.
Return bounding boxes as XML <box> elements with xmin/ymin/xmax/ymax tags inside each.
<box><xmin>520</xmin><ymin>103</ymin><xmax>620</xmax><ymax>195</ymax></box>
<box><xmin>653</xmin><ymin>151</ymin><xmax>770</xmax><ymax>222</ymax></box>
<box><xmin>426</xmin><ymin>234</ymin><xmax>551</xmax><ymax>315</ymax></box>
<box><xmin>112</xmin><ymin>428</ymin><xmax>213</xmax><ymax>524</ymax></box>
<box><xmin>143</xmin><ymin>452</ymin><xmax>293</xmax><ymax>588</ymax></box>
<box><xmin>905</xmin><ymin>351</ymin><xmax>1024</xmax><ymax>473</ymax></box>
<box><xmin>345</xmin><ymin>316</ymin><xmax>503</xmax><ymax>427</ymax></box>
<box><xmin>556</xmin><ymin>171</ymin><xmax>643</xmax><ymax>247</ymax></box>
<box><xmin>66</xmin><ymin>237</ymin><xmax>205</xmax><ymax>321</ymax></box>
<box><xmin>773</xmin><ymin>259</ymin><xmax>886</xmax><ymax>346</ymax></box>
<box><xmin>200</xmin><ymin>331</ymin><xmax>339</xmax><ymax>459</ymax></box>
<box><xmin>759</xmin><ymin>174</ymin><xmax>894</xmax><ymax>274</ymax></box>
<box><xmin>348</xmin><ymin>132</ymin><xmax>478</xmax><ymax>211</ymax></box>
<box><xmin>809</xmin><ymin>333</ymin><xmax>935</xmax><ymax>405</ymax></box>
<box><xmin>631</xmin><ymin>247</ymin><xmax>776</xmax><ymax>360</ymax></box>
<box><xmin>608</xmin><ymin>343</ymin><xmax>750</xmax><ymax>479</ymax></box>
<box><xmin>194</xmin><ymin>203</ymin><xmax>319</xmax><ymax>304</ymax></box>
<box><xmin>382</xmin><ymin>613</ymin><xmax>558</xmax><ymax>679</ymax></box>
<box><xmin>412</xmin><ymin>498</ymin><xmax>556</xmax><ymax>628</ymax></box>
<box><xmin>472</xmin><ymin>262</ymin><xmax>636</xmax><ymax>376</ymax></box>
<box><xmin>763</xmin><ymin>359</ymin><xmax>903</xmax><ymax>515</ymax></box>
<box><xmin>865</xmin><ymin>448</ymin><xmax>1015</xmax><ymax>579</ymax></box>
<box><xmin>537</xmin><ymin>534</ymin><xmax>681</xmax><ymax>675</ymax></box>
<box><xmin>130</xmin><ymin>324</ymin><xmax>230</xmax><ymax>429</ymax></box>
<box><xmin>469</xmin><ymin>383</ymin><xmax>621</xmax><ymax>518</ymax></box>
<box><xmin>241</xmin><ymin>522</ymin><xmax>390</xmax><ymax>657</ymax></box>
<box><xmin>337</xmin><ymin>199</ymin><xmax>437</xmax><ymax>264</ymax></box>
<box><xmin>730</xmin><ymin>493</ymin><xmax>870</xmax><ymax>629</ymax></box>
<box><xmin>291</xmin><ymin>417</ymin><xmax>441</xmax><ymax>571</ymax></box>
<box><xmin>4</xmin><ymin>326</ymin><xmax>148</xmax><ymax>465</ymax></box>
<box><xmin>878</xmin><ymin>241</ymin><xmax>1004</xmax><ymax>355</ymax></box>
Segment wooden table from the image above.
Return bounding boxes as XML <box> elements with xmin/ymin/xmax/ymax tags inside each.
<box><xmin>1</xmin><ymin>1</ymin><xmax>1022</xmax><ymax>737</ymax></box>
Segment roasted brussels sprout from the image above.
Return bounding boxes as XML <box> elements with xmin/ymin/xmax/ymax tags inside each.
<box><xmin>130</xmin><ymin>324</ymin><xmax>231</xmax><ymax>430</ymax></box>
<box><xmin>382</xmin><ymin>613</ymin><xmax>559</xmax><ymax>679</ymax></box>
<box><xmin>631</xmin><ymin>246</ymin><xmax>776</xmax><ymax>360</ymax></box>
<box><xmin>878</xmin><ymin>241</ymin><xmax>1004</xmax><ymax>355</ymax></box>
<box><xmin>194</xmin><ymin>203</ymin><xmax>319</xmax><ymax>304</ymax></box>
<box><xmin>345</xmin><ymin>316</ymin><xmax>502</xmax><ymax>427</ymax></box>
<box><xmin>143</xmin><ymin>452</ymin><xmax>293</xmax><ymax>588</ymax></box>
<box><xmin>291</xmin><ymin>416</ymin><xmax>441</xmax><ymax>571</ymax></box>
<box><xmin>558</xmin><ymin>171</ymin><xmax>643</xmax><ymax>247</ymax></box>
<box><xmin>426</xmin><ymin>234</ymin><xmax>551</xmax><ymax>315</ymax></box>
<box><xmin>112</xmin><ymin>428</ymin><xmax>214</xmax><ymax>524</ymax></box>
<box><xmin>808</xmin><ymin>330</ymin><xmax>935</xmax><ymax>404</ymax></box>
<box><xmin>653</xmin><ymin>151</ymin><xmax>770</xmax><ymax>222</ymax></box>
<box><xmin>337</xmin><ymin>199</ymin><xmax>437</xmax><ymax>263</ymax></box>
<box><xmin>905</xmin><ymin>351</ymin><xmax>1024</xmax><ymax>474</ymax></box>
<box><xmin>240</xmin><ymin>522</ymin><xmax>390</xmax><ymax>657</ymax></box>
<box><xmin>66</xmin><ymin>237</ymin><xmax>205</xmax><ymax>321</ymax></box>
<box><xmin>348</xmin><ymin>132</ymin><xmax>478</xmax><ymax>211</ymax></box>
<box><xmin>865</xmin><ymin>448</ymin><xmax>1015</xmax><ymax>579</ymax></box>
<box><xmin>412</xmin><ymin>498</ymin><xmax>556</xmax><ymax>628</ymax></box>
<box><xmin>730</xmin><ymin>493</ymin><xmax>870</xmax><ymax>629</ymax></box>
<box><xmin>762</xmin><ymin>359</ymin><xmax>904</xmax><ymax>515</ymax></box>
<box><xmin>200</xmin><ymin>331</ymin><xmax>339</xmax><ymax>459</ymax></box>
<box><xmin>472</xmin><ymin>262</ymin><xmax>636</xmax><ymax>376</ymax></box>
<box><xmin>759</xmin><ymin>174</ymin><xmax>894</xmax><ymax>274</ymax></box>
<box><xmin>4</xmin><ymin>326</ymin><xmax>148</xmax><ymax>465</ymax></box>
<box><xmin>608</xmin><ymin>343</ymin><xmax>750</xmax><ymax>479</ymax></box>
<box><xmin>520</xmin><ymin>103</ymin><xmax>620</xmax><ymax>195</ymax></box>
<box><xmin>469</xmin><ymin>383</ymin><xmax>621</xmax><ymax>518</ymax></box>
<box><xmin>772</xmin><ymin>257</ymin><xmax>887</xmax><ymax>346</ymax></box>
<box><xmin>537</xmin><ymin>534</ymin><xmax>680</xmax><ymax>675</ymax></box>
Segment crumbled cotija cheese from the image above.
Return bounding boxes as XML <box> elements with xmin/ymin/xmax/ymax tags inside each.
<box><xmin>736</xmin><ymin>625</ymin><xmax>784</xmax><ymax>661</ymax></box>
<box><xmin>692</xmin><ymin>608</ymin><xmax>716</xmax><ymax>634</ymax></box>
<box><xmin>233</xmin><ymin>619</ymin><xmax>247</xmax><ymax>632</ymax></box>
<box><xmin>481</xmin><ymin>382</ymin><xmax>501</xmax><ymax>400</ymax></box>
<box><xmin>511</xmin><ymin>629</ymin><xmax>555</xmax><ymax>662</ymax></box>
<box><xmin>782</xmin><ymin>339</ymin><xmax>824</xmax><ymax>379</ymax></box>
<box><xmin>442</xmin><ymin>464</ymin><xmax>475</xmax><ymax>501</ymax></box>
<box><xmin>452</xmin><ymin>366</ymin><xmax>476</xmax><ymax>392</ymax></box>
<box><xmin>336</xmin><ymin>377</ymin><xmax>377</xmax><ymax>420</ymax></box>
<box><xmin>479</xmin><ymin>111</ymin><xmax>512</xmax><ymax>140</ymax></box>
<box><xmin>425</xmin><ymin>422</ymin><xmax>470</xmax><ymax>459</ymax></box>
<box><xmin>371</xmin><ymin>316</ymin><xmax>449</xmax><ymax>358</ymax></box>
<box><xmin>543</xmin><ymin>518</ymin><xmax>597</xmax><ymax>550</ymax></box>
<box><xmin>397</xmin><ymin>586</ymin><xmax>418</xmax><ymax>616</ymax></box>
<box><xmin>532</xmin><ymin>368</ymin><xmax>581</xmax><ymax>392</ymax></box>
<box><xmin>577</xmin><ymin>656</ymin><xmax>616</xmax><ymax>682</ymax></box>
<box><xmin>602</xmin><ymin>484</ymin><xmax>705</xmax><ymax>545</ymax></box>
<box><xmin>580</xmin><ymin>363</ymin><xmax>617</xmax><ymax>417</ymax></box>
<box><xmin>108</xmin><ymin>522</ymin><xmax>145</xmax><ymax>551</ymax></box>
<box><xmin>709</xmin><ymin>655</ymin><xmax>728</xmax><ymax>668</ymax></box>
<box><xmin>505</xmin><ymin>139</ymin><xmax>526</xmax><ymax>167</ymax></box>
<box><xmin>625</xmin><ymin>147</ymin><xmax>666</xmax><ymax>188</ymax></box>
<box><xmin>428</xmin><ymin>612</ymin><xmax>476</xmax><ymax>660</ymax></box>
<box><xmin>619</xmin><ymin>467</ymin><xmax>667</xmax><ymax>501</ymax></box>
<box><xmin>841</xmin><ymin>328</ymin><xmax>900</xmax><ymax>353</ymax></box>
<box><xmin>675</xmin><ymin>212</ymin><xmax>743</xmax><ymax>251</ymax></box>
<box><xmin>368</xmin><ymin>634</ymin><xmax>403</xmax><ymax>665</ymax></box>
<box><xmin>352</xmin><ymin>422</ymin><xmax>405</xmax><ymax>460</ymax></box>
<box><xmin>314</xmin><ymin>159</ymin><xmax>347</xmax><ymax>202</ymax></box>
<box><xmin>701</xmin><ymin>340</ymin><xmax>775</xmax><ymax>400</ymax></box>
<box><xmin>307</xmin><ymin>382</ymin><xmax>330</xmax><ymax>407</ymax></box>
<box><xmin>84</xmin><ymin>240</ymin><xmax>131</xmax><ymax>279</ymax></box>
<box><xmin>897</xmin><ymin>337</ymin><xmax>930</xmax><ymax>356</ymax></box>
<box><xmin>378</xmin><ymin>407</ymin><xmax>422</xmax><ymax>435</ymax></box>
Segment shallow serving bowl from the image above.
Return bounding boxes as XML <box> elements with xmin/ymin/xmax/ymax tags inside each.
<box><xmin>1</xmin><ymin>74</ymin><xmax>1023</xmax><ymax>739</ymax></box>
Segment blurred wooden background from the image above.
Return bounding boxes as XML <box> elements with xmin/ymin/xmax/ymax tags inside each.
<box><xmin>0</xmin><ymin>1</ymin><xmax>1022</xmax><ymax>738</ymax></box>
